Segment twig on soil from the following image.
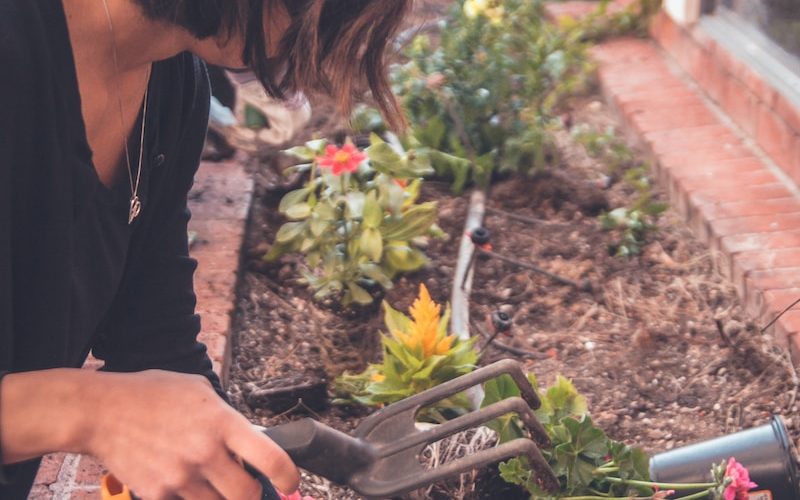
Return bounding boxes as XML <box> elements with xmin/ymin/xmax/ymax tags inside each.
<box><xmin>272</xmin><ymin>399</ymin><xmax>324</xmax><ymax>421</ymax></box>
<box><xmin>615</xmin><ymin>278</ymin><xmax>628</xmax><ymax>318</ymax></box>
<box><xmin>760</xmin><ymin>296</ymin><xmax>800</xmax><ymax>333</ymax></box>
<box><xmin>568</xmin><ymin>304</ymin><xmax>599</xmax><ymax>333</ymax></box>
<box><xmin>472</xmin><ymin>320</ymin><xmax>549</xmax><ymax>360</ymax></box>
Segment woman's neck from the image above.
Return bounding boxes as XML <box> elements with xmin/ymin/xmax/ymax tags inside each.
<box><xmin>62</xmin><ymin>0</ymin><xmax>192</xmax><ymax>78</ymax></box>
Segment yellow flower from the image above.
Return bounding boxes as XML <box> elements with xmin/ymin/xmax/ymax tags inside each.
<box><xmin>371</xmin><ymin>372</ymin><xmax>386</xmax><ymax>383</ymax></box>
<box><xmin>393</xmin><ymin>284</ymin><xmax>455</xmax><ymax>358</ymax></box>
<box><xmin>463</xmin><ymin>0</ymin><xmax>504</xmax><ymax>25</ymax></box>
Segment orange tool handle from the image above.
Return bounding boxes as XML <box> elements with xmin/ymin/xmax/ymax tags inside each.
<box><xmin>101</xmin><ymin>474</ymin><xmax>133</xmax><ymax>500</ymax></box>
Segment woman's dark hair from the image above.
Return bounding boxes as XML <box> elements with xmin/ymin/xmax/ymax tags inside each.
<box><xmin>134</xmin><ymin>0</ymin><xmax>412</xmax><ymax>129</ymax></box>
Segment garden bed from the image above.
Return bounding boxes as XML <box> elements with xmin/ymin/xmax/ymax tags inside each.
<box><xmin>226</xmin><ymin>96</ymin><xmax>798</xmax><ymax>500</ymax></box>
<box><xmin>223</xmin><ymin>1</ymin><xmax>800</xmax><ymax>498</ymax></box>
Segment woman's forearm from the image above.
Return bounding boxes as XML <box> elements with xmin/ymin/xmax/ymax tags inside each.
<box><xmin>1</xmin><ymin>369</ymin><xmax>98</xmax><ymax>464</ymax></box>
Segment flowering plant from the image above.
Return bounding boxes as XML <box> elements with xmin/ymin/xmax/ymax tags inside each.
<box><xmin>334</xmin><ymin>284</ymin><xmax>478</xmax><ymax>413</ymax></box>
<box><xmin>391</xmin><ymin>0</ymin><xmax>591</xmax><ymax>193</ymax></box>
<box><xmin>266</xmin><ymin>136</ymin><xmax>442</xmax><ymax>305</ymax></box>
<box><xmin>485</xmin><ymin>374</ymin><xmax>759</xmax><ymax>499</ymax></box>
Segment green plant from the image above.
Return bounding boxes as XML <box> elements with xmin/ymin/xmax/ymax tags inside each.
<box><xmin>483</xmin><ymin>374</ymin><xmax>758</xmax><ymax>499</ymax></box>
<box><xmin>572</xmin><ymin>125</ymin><xmax>667</xmax><ymax>256</ymax></box>
<box><xmin>391</xmin><ymin>0</ymin><xmax>592</xmax><ymax>193</ymax></box>
<box><xmin>334</xmin><ymin>284</ymin><xmax>477</xmax><ymax>415</ymax></box>
<box><xmin>265</xmin><ymin>136</ymin><xmax>443</xmax><ymax>305</ymax></box>
<box><xmin>555</xmin><ymin>0</ymin><xmax>663</xmax><ymax>42</ymax></box>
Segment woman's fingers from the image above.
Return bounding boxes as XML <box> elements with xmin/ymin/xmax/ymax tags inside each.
<box><xmin>203</xmin><ymin>451</ymin><xmax>263</xmax><ymax>500</ymax></box>
<box><xmin>176</xmin><ymin>479</ymin><xmax>225</xmax><ymax>500</ymax></box>
<box><xmin>224</xmin><ymin>418</ymin><xmax>300</xmax><ymax>495</ymax></box>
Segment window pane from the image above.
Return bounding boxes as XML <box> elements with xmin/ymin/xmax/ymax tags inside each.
<box><xmin>723</xmin><ymin>0</ymin><xmax>800</xmax><ymax>55</ymax></box>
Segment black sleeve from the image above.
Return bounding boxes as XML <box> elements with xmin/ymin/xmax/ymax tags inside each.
<box><xmin>92</xmin><ymin>57</ymin><xmax>225</xmax><ymax>397</ymax></box>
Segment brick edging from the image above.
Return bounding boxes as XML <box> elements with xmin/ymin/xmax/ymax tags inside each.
<box><xmin>591</xmin><ymin>36</ymin><xmax>800</xmax><ymax>353</ymax></box>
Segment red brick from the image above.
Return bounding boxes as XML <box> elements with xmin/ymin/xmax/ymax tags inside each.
<box><xmin>65</xmin><ymin>489</ymin><xmax>102</xmax><ymax>499</ymax></box>
<box><xmin>746</xmin><ymin>268</ymin><xmax>800</xmax><ymax>296</ymax></box>
<box><xmin>759</xmin><ymin>288</ymin><xmax>800</xmax><ymax>320</ymax></box>
<box><xmin>75</xmin><ymin>455</ymin><xmax>107</xmax><ymax>486</ymax></box>
<box><xmin>755</xmin><ymin>103</ymin><xmax>797</xmax><ymax>175</ymax></box>
<box><xmin>774</xmin><ymin>92</ymin><xmax>800</xmax><ymax>136</ymax></box>
<box><xmin>199</xmin><ymin>309</ymin><xmax>233</xmax><ymax>339</ymax></box>
<box><xmin>739</xmin><ymin>64</ymin><xmax>780</xmax><ymax>110</ymax></box>
<box><xmin>730</xmin><ymin>249</ymin><xmax>800</xmax><ymax>289</ymax></box>
<box><xmin>697</xmin><ymin>198</ymin><xmax>800</xmax><ymax>221</ymax></box>
<box><xmin>689</xmin><ymin>183</ymin><xmax>791</xmax><ymax>209</ymax></box>
<box><xmin>34</xmin><ymin>453</ymin><xmax>66</xmax><ymax>486</ymax></box>
<box><xmin>196</xmin><ymin>292</ymin><xmax>235</xmax><ymax>320</ymax></box>
<box><xmin>659</xmin><ymin>148</ymin><xmax>756</xmax><ymax>169</ymax></box>
<box><xmin>775</xmin><ymin>310</ymin><xmax>800</xmax><ymax>350</ymax></box>
<box><xmin>27</xmin><ymin>485</ymin><xmax>53</xmax><ymax>499</ymax></box>
<box><xmin>669</xmin><ymin>169</ymin><xmax>779</xmax><ymax>222</ymax></box>
<box><xmin>628</xmin><ymin>103</ymin><xmax>718</xmax><ymax>134</ymax></box>
<box><xmin>590</xmin><ymin>38</ymin><xmax>659</xmax><ymax>66</ymax></box>
<box><xmin>189</xmin><ymin>218</ymin><xmax>247</xmax><ymax>253</ymax></box>
<box><xmin>711</xmin><ymin>213</ymin><xmax>800</xmax><ymax>240</ymax></box>
<box><xmin>718</xmin><ymin>75</ymin><xmax>759</xmax><ymax>138</ymax></box>
<box><xmin>791</xmin><ymin>138</ymin><xmax>800</xmax><ymax>187</ymax></box>
<box><xmin>195</xmin><ymin>269</ymin><xmax>238</xmax><ymax>299</ymax></box>
<box><xmin>189</xmin><ymin>166</ymin><xmax>253</xmax><ymax>221</ymax></box>
<box><xmin>744</xmin><ymin>269</ymin><xmax>800</xmax><ymax>319</ymax></box>
<box><xmin>720</xmin><ymin>229</ymin><xmax>800</xmax><ymax>256</ymax></box>
<box><xmin>618</xmin><ymin>89</ymin><xmax>702</xmax><ymax>114</ymax></box>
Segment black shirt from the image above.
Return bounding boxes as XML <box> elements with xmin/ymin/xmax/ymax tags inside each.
<box><xmin>1</xmin><ymin>0</ymin><xmax>221</xmax><ymax>497</ymax></box>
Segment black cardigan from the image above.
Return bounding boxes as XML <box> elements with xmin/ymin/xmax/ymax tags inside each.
<box><xmin>1</xmin><ymin>0</ymin><xmax>222</xmax><ymax>496</ymax></box>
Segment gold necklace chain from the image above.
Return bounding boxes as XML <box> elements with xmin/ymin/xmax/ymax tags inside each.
<box><xmin>100</xmin><ymin>0</ymin><xmax>150</xmax><ymax>224</ymax></box>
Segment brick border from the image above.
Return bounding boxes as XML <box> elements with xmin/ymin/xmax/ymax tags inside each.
<box><xmin>591</xmin><ymin>36</ymin><xmax>800</xmax><ymax>351</ymax></box>
<box><xmin>649</xmin><ymin>11</ymin><xmax>800</xmax><ymax>187</ymax></box>
<box><xmin>30</xmin><ymin>159</ymin><xmax>253</xmax><ymax>498</ymax></box>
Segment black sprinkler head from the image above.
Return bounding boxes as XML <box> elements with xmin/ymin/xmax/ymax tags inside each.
<box><xmin>470</xmin><ymin>227</ymin><xmax>491</xmax><ymax>245</ymax></box>
<box><xmin>491</xmin><ymin>310</ymin><xmax>513</xmax><ymax>332</ymax></box>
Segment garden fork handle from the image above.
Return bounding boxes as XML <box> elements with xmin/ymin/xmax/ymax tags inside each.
<box><xmin>263</xmin><ymin>418</ymin><xmax>377</xmax><ymax>485</ymax></box>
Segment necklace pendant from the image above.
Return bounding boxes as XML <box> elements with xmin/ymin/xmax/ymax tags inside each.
<box><xmin>128</xmin><ymin>196</ymin><xmax>142</xmax><ymax>225</ymax></box>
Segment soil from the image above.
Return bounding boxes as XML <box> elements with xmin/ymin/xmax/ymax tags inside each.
<box><xmin>223</xmin><ymin>2</ymin><xmax>800</xmax><ymax>499</ymax></box>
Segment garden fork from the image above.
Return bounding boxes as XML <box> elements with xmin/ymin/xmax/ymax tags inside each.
<box><xmin>263</xmin><ymin>359</ymin><xmax>560</xmax><ymax>499</ymax></box>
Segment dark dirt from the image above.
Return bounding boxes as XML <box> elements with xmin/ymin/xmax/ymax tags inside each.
<box><xmin>222</xmin><ymin>2</ymin><xmax>800</xmax><ymax>499</ymax></box>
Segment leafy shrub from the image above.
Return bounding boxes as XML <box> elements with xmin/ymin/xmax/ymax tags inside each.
<box><xmin>334</xmin><ymin>284</ymin><xmax>477</xmax><ymax>414</ymax></box>
<box><xmin>391</xmin><ymin>0</ymin><xmax>592</xmax><ymax>193</ymax></box>
<box><xmin>266</xmin><ymin>136</ymin><xmax>443</xmax><ymax>305</ymax></box>
<box><xmin>572</xmin><ymin>125</ymin><xmax>667</xmax><ymax>256</ymax></box>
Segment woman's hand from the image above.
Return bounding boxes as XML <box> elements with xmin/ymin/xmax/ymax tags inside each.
<box><xmin>84</xmin><ymin>370</ymin><xmax>299</xmax><ymax>500</ymax></box>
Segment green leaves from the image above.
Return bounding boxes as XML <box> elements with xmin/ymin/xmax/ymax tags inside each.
<box><xmin>485</xmin><ymin>372</ymin><xmax>655</xmax><ymax>498</ymax></box>
<box><xmin>390</xmin><ymin>0</ymin><xmax>587</xmax><ymax>193</ymax></box>
<box><xmin>267</xmin><ymin>135</ymin><xmax>439</xmax><ymax>307</ymax></box>
<box><xmin>381</xmin><ymin>203</ymin><xmax>437</xmax><ymax>241</ymax></box>
<box><xmin>333</xmin><ymin>286</ymin><xmax>478</xmax><ymax>414</ymax></box>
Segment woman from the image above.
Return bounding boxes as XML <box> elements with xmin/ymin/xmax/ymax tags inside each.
<box><xmin>0</xmin><ymin>0</ymin><xmax>410</xmax><ymax>498</ymax></box>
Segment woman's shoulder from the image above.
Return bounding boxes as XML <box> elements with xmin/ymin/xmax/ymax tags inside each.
<box><xmin>153</xmin><ymin>52</ymin><xmax>210</xmax><ymax>140</ymax></box>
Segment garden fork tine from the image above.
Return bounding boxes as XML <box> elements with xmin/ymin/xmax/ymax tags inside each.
<box><xmin>352</xmin><ymin>437</ymin><xmax>558</xmax><ymax>498</ymax></box>
<box><xmin>263</xmin><ymin>359</ymin><xmax>559</xmax><ymax>499</ymax></box>
<box><xmin>354</xmin><ymin>358</ymin><xmax>542</xmax><ymax>439</ymax></box>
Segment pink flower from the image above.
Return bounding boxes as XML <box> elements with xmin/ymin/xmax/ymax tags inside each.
<box><xmin>278</xmin><ymin>490</ymin><xmax>317</xmax><ymax>500</ymax></box>
<box><xmin>317</xmin><ymin>143</ymin><xmax>366</xmax><ymax>176</ymax></box>
<box><xmin>723</xmin><ymin>457</ymin><xmax>757</xmax><ymax>500</ymax></box>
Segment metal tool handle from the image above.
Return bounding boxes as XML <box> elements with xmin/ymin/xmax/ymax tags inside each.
<box><xmin>263</xmin><ymin>418</ymin><xmax>376</xmax><ymax>485</ymax></box>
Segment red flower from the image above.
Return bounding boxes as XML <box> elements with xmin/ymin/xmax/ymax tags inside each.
<box><xmin>317</xmin><ymin>143</ymin><xmax>366</xmax><ymax>176</ymax></box>
<box><xmin>723</xmin><ymin>458</ymin><xmax>757</xmax><ymax>500</ymax></box>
